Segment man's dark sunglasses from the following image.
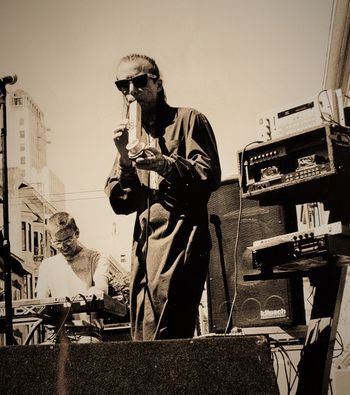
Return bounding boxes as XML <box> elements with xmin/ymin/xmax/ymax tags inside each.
<box><xmin>115</xmin><ymin>73</ymin><xmax>158</xmax><ymax>91</ymax></box>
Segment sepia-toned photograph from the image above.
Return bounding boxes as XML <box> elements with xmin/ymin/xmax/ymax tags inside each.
<box><xmin>1</xmin><ymin>0</ymin><xmax>350</xmax><ymax>393</ymax></box>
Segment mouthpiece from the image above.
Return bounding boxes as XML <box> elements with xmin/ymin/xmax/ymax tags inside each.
<box><xmin>126</xmin><ymin>94</ymin><xmax>136</xmax><ymax>103</ymax></box>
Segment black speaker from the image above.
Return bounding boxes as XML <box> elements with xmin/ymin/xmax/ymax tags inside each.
<box><xmin>207</xmin><ymin>176</ymin><xmax>305</xmax><ymax>332</ymax></box>
<box><xmin>0</xmin><ymin>336</ymin><xmax>279</xmax><ymax>394</ymax></box>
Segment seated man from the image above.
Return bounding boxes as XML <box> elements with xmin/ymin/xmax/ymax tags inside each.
<box><xmin>36</xmin><ymin>211</ymin><xmax>110</xmax><ymax>343</ymax></box>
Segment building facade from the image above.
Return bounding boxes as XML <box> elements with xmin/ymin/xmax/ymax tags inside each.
<box><xmin>0</xmin><ymin>89</ymin><xmax>65</xmax><ymax>344</ymax></box>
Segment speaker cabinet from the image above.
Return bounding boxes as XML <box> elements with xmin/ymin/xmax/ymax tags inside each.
<box><xmin>0</xmin><ymin>336</ymin><xmax>279</xmax><ymax>394</ymax></box>
<box><xmin>207</xmin><ymin>176</ymin><xmax>305</xmax><ymax>332</ymax></box>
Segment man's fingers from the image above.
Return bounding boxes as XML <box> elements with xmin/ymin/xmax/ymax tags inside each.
<box><xmin>113</xmin><ymin>131</ymin><xmax>123</xmax><ymax>138</ymax></box>
<box><xmin>144</xmin><ymin>146</ymin><xmax>158</xmax><ymax>153</ymax></box>
<box><xmin>113</xmin><ymin>120</ymin><xmax>129</xmax><ymax>133</ymax></box>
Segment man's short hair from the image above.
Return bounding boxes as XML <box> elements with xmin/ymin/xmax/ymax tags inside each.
<box><xmin>119</xmin><ymin>54</ymin><xmax>160</xmax><ymax>78</ymax></box>
<box><xmin>48</xmin><ymin>212</ymin><xmax>78</xmax><ymax>234</ymax></box>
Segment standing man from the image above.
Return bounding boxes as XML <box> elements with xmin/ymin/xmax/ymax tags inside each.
<box><xmin>36</xmin><ymin>212</ymin><xmax>110</xmax><ymax>342</ymax></box>
<box><xmin>105</xmin><ymin>54</ymin><xmax>221</xmax><ymax>341</ymax></box>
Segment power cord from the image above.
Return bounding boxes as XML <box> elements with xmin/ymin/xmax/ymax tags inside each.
<box><xmin>223</xmin><ymin>140</ymin><xmax>263</xmax><ymax>334</ymax></box>
<box><xmin>46</xmin><ymin>296</ymin><xmax>73</xmax><ymax>343</ymax></box>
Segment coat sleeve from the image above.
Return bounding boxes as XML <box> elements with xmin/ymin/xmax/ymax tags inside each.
<box><xmin>104</xmin><ymin>155</ymin><xmax>142</xmax><ymax>215</ymax></box>
<box><xmin>164</xmin><ymin>111</ymin><xmax>221</xmax><ymax>200</ymax></box>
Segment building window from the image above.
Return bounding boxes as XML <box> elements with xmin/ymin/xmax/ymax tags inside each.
<box><xmin>20</xmin><ymin>156</ymin><xmax>26</xmax><ymax>165</ymax></box>
<box><xmin>20</xmin><ymin>143</ymin><xmax>25</xmax><ymax>151</ymax></box>
<box><xmin>19</xmin><ymin>130</ymin><xmax>25</xmax><ymax>138</ymax></box>
<box><xmin>40</xmin><ymin>233</ymin><xmax>44</xmax><ymax>255</ymax></box>
<box><xmin>13</xmin><ymin>97</ymin><xmax>23</xmax><ymax>106</ymax></box>
<box><xmin>19</xmin><ymin>118</ymin><xmax>24</xmax><ymax>125</ymax></box>
<box><xmin>28</xmin><ymin>223</ymin><xmax>32</xmax><ymax>252</ymax></box>
<box><xmin>0</xmin><ymin>278</ymin><xmax>4</xmax><ymax>296</ymax></box>
<box><xmin>33</xmin><ymin>277</ymin><xmax>37</xmax><ymax>298</ymax></box>
<box><xmin>34</xmin><ymin>231</ymin><xmax>39</xmax><ymax>256</ymax></box>
<box><xmin>21</xmin><ymin>222</ymin><xmax>26</xmax><ymax>251</ymax></box>
<box><xmin>12</xmin><ymin>287</ymin><xmax>21</xmax><ymax>301</ymax></box>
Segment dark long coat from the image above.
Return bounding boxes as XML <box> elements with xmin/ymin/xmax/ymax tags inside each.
<box><xmin>105</xmin><ymin>103</ymin><xmax>221</xmax><ymax>340</ymax></box>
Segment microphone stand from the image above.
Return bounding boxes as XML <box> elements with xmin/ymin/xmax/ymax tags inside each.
<box><xmin>0</xmin><ymin>81</ymin><xmax>15</xmax><ymax>345</ymax></box>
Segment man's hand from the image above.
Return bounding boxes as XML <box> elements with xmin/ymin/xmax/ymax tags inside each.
<box><xmin>135</xmin><ymin>146</ymin><xmax>167</xmax><ymax>174</ymax></box>
<box><xmin>87</xmin><ymin>286</ymin><xmax>104</xmax><ymax>295</ymax></box>
<box><xmin>113</xmin><ymin>119</ymin><xmax>133</xmax><ymax>166</ymax></box>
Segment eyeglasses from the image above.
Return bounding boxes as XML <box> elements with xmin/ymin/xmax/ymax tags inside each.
<box><xmin>115</xmin><ymin>73</ymin><xmax>158</xmax><ymax>92</ymax></box>
<box><xmin>51</xmin><ymin>234</ymin><xmax>75</xmax><ymax>248</ymax></box>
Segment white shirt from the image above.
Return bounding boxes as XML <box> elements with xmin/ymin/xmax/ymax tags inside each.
<box><xmin>36</xmin><ymin>248</ymin><xmax>109</xmax><ymax>299</ymax></box>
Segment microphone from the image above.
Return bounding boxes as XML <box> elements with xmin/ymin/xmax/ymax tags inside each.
<box><xmin>0</xmin><ymin>75</ymin><xmax>17</xmax><ymax>86</ymax></box>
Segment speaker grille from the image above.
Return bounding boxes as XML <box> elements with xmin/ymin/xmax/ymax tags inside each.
<box><xmin>207</xmin><ymin>177</ymin><xmax>305</xmax><ymax>332</ymax></box>
<box><xmin>0</xmin><ymin>336</ymin><xmax>279</xmax><ymax>394</ymax></box>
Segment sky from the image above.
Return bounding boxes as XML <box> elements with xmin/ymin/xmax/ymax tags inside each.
<box><xmin>0</xmin><ymin>0</ymin><xmax>334</xmax><ymax>264</ymax></box>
